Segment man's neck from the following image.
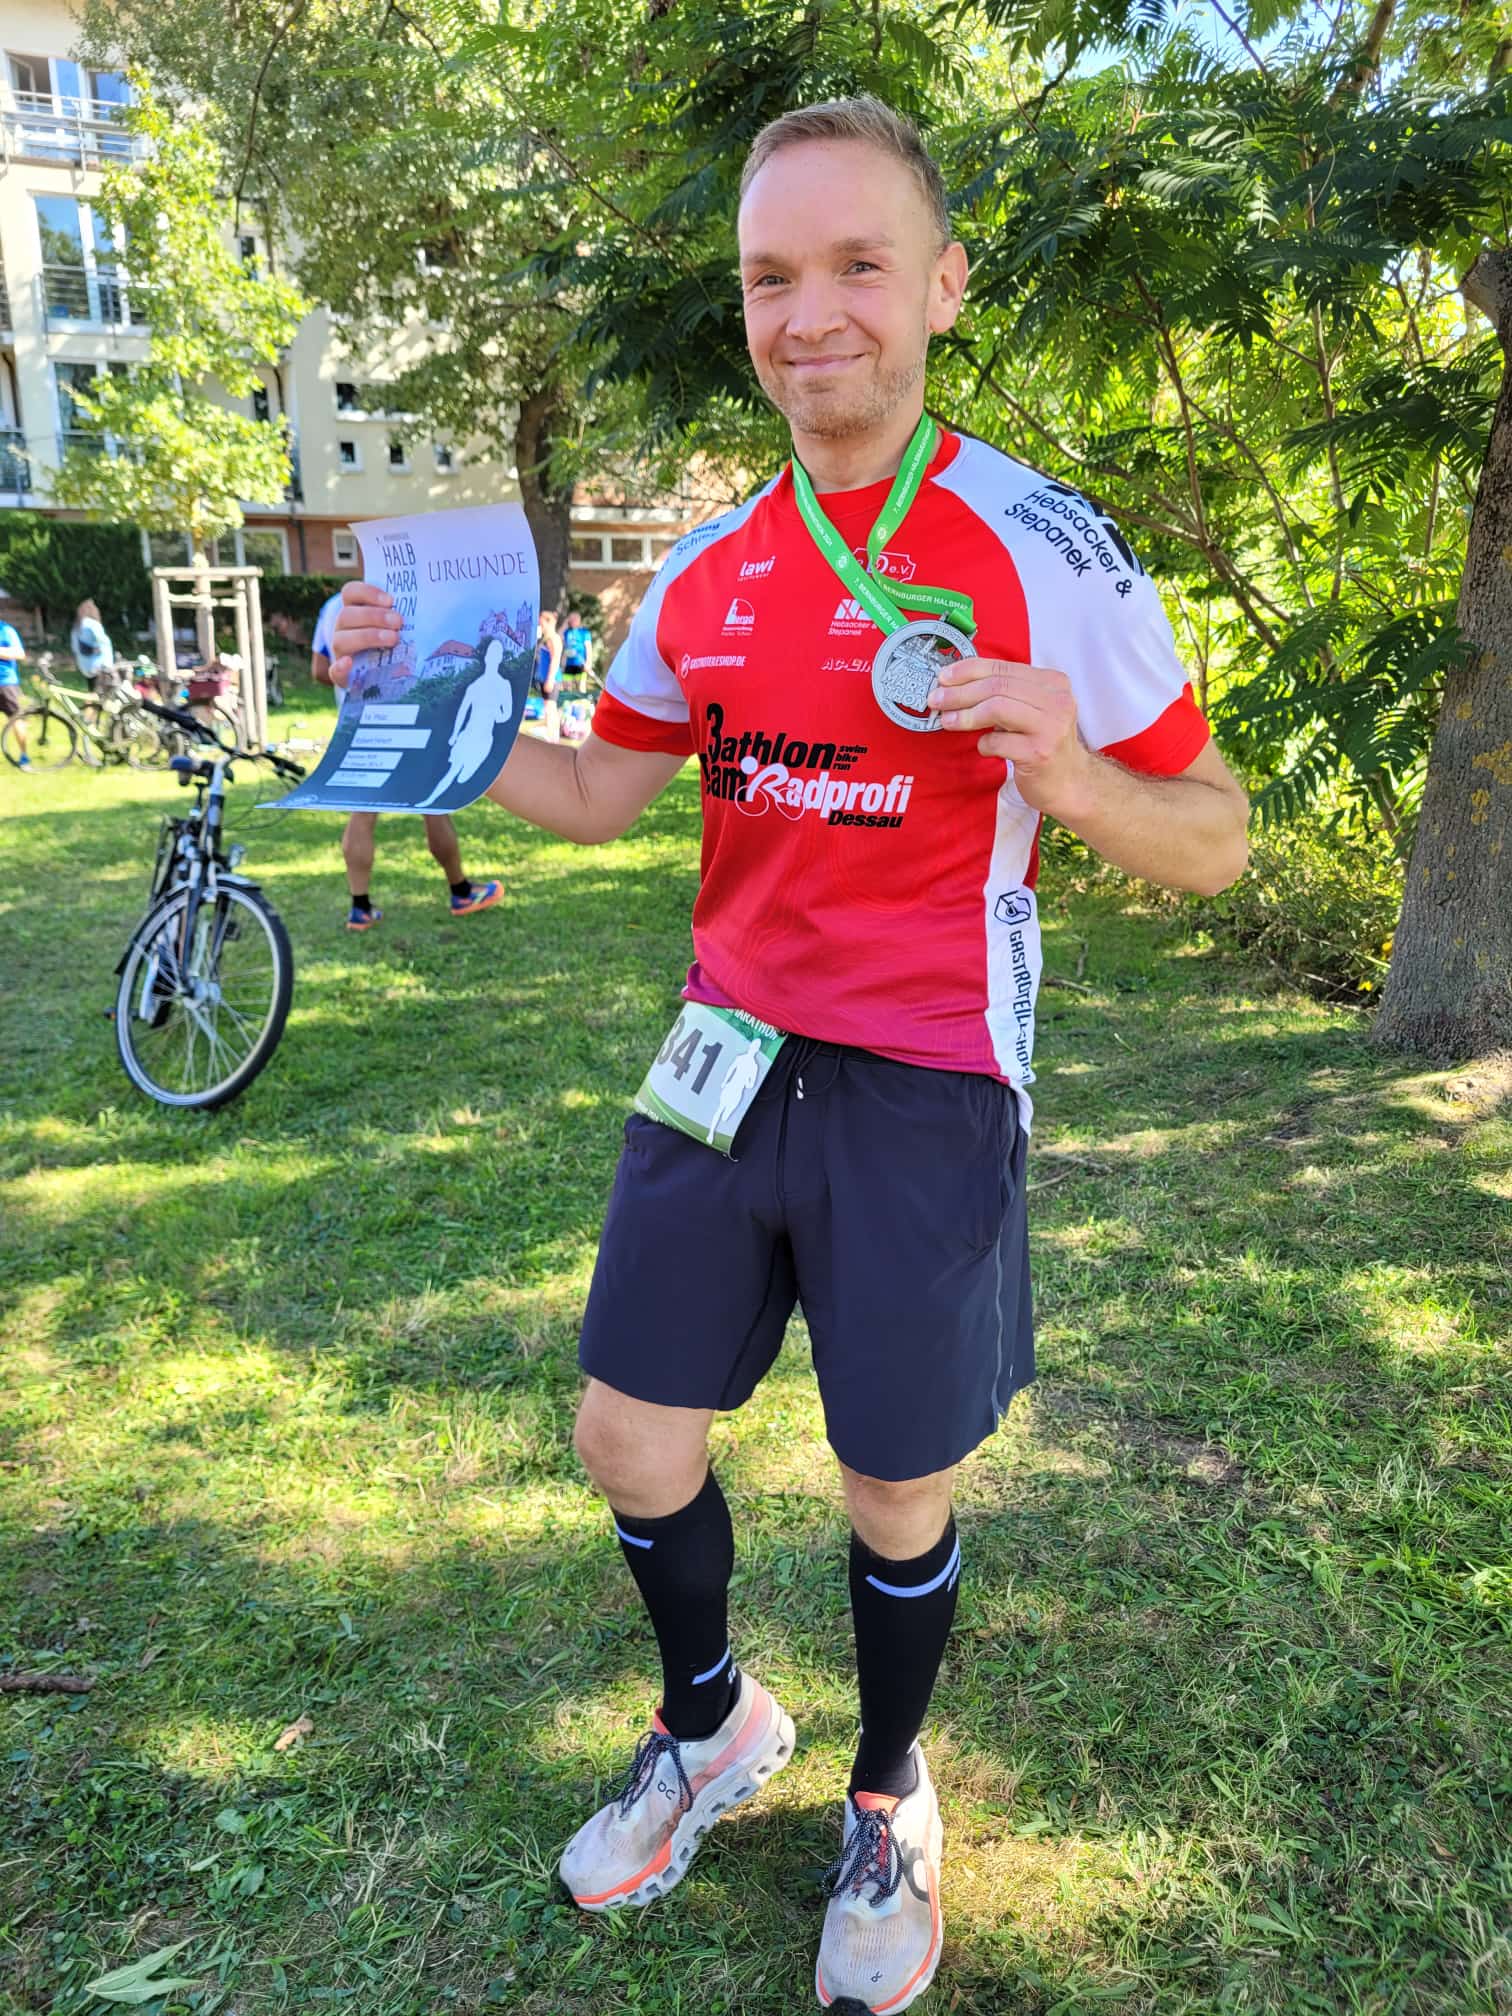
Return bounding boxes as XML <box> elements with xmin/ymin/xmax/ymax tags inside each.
<box><xmin>793</xmin><ymin>400</ymin><xmax>929</xmax><ymax>495</ymax></box>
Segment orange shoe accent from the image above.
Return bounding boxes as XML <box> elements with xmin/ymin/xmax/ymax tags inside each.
<box><xmin>570</xmin><ymin>1836</ymin><xmax>674</xmax><ymax>1908</ymax></box>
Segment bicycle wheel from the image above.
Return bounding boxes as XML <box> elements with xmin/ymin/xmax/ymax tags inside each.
<box><xmin>123</xmin><ymin>713</ymin><xmax>173</xmax><ymax>770</ymax></box>
<box><xmin>115</xmin><ymin>881</ymin><xmax>294</xmax><ymax>1109</ymax></box>
<box><xmin>2</xmin><ymin>706</ymin><xmax>77</xmax><ymax>768</ymax></box>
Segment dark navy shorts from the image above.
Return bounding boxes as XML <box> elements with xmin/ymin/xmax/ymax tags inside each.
<box><xmin>578</xmin><ymin>1037</ymin><xmax>1033</xmax><ymax>1482</ymax></box>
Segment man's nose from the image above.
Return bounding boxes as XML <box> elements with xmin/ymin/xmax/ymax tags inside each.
<box><xmin>784</xmin><ymin>278</ymin><xmax>847</xmax><ymax>346</ymax></box>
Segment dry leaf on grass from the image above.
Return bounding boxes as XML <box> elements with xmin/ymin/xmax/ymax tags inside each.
<box><xmin>273</xmin><ymin>1713</ymin><xmax>314</xmax><ymax>1752</ymax></box>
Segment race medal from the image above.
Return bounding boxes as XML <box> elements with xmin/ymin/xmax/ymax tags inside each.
<box><xmin>871</xmin><ymin>618</ymin><xmax>973</xmax><ymax>733</ymax></box>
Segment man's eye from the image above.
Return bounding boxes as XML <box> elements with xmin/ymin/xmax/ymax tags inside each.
<box><xmin>847</xmin><ymin>260</ymin><xmax>879</xmax><ymax>274</ymax></box>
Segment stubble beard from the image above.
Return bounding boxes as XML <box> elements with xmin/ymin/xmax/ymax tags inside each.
<box><xmin>756</xmin><ymin>344</ymin><xmax>927</xmax><ymax>441</ymax></box>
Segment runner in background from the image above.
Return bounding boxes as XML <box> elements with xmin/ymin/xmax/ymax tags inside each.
<box><xmin>533</xmin><ymin>609</ymin><xmax>564</xmax><ymax>741</ymax></box>
<box><xmin>0</xmin><ymin>614</ymin><xmax>27</xmax><ymax>767</ymax></box>
<box><xmin>312</xmin><ymin>586</ymin><xmax>503</xmax><ymax>931</ymax></box>
<box><xmin>560</xmin><ymin>610</ymin><xmax>594</xmax><ymax>688</ymax></box>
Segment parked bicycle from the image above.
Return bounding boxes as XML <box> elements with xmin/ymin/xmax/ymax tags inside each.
<box><xmin>0</xmin><ymin>656</ymin><xmax>233</xmax><ymax>771</ymax></box>
<box><xmin>113</xmin><ymin>699</ymin><xmax>306</xmax><ymax>1110</ymax></box>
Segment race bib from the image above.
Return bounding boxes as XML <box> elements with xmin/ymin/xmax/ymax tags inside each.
<box><xmin>634</xmin><ymin>1001</ymin><xmax>787</xmax><ymax>1155</ymax></box>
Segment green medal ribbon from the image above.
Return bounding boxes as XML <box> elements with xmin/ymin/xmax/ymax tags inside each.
<box><xmin>790</xmin><ymin>413</ymin><xmax>975</xmax><ymax>639</ymax></box>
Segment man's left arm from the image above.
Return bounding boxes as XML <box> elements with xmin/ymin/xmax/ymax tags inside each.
<box><xmin>931</xmin><ymin>659</ymin><xmax>1249</xmax><ymax>897</ymax></box>
<box><xmin>0</xmin><ymin>628</ymin><xmax>25</xmax><ymax>663</ymax></box>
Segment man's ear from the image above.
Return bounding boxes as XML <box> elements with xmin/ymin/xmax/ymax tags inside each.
<box><xmin>928</xmin><ymin>241</ymin><xmax>969</xmax><ymax>336</ymax></box>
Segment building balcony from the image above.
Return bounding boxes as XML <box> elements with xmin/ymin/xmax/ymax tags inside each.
<box><xmin>0</xmin><ymin>273</ymin><xmax>10</xmax><ymax>333</ymax></box>
<box><xmin>39</xmin><ymin>263</ymin><xmax>148</xmax><ymax>331</ymax></box>
<box><xmin>0</xmin><ymin>429</ymin><xmax>30</xmax><ymax>492</ymax></box>
<box><xmin>0</xmin><ymin>92</ymin><xmax>142</xmax><ymax>169</ymax></box>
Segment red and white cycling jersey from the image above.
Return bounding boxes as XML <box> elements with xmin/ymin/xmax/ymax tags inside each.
<box><xmin>594</xmin><ymin>429</ymin><xmax>1210</xmax><ymax>1117</ymax></box>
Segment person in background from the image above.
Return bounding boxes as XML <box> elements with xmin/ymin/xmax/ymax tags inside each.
<box><xmin>533</xmin><ymin>609</ymin><xmax>564</xmax><ymax>742</ymax></box>
<box><xmin>0</xmin><ymin>613</ymin><xmax>27</xmax><ymax>767</ymax></box>
<box><xmin>560</xmin><ymin>610</ymin><xmax>594</xmax><ymax>686</ymax></box>
<box><xmin>311</xmin><ymin>586</ymin><xmax>503</xmax><ymax>931</ymax></box>
<box><xmin>70</xmin><ymin>599</ymin><xmax>114</xmax><ymax>690</ymax></box>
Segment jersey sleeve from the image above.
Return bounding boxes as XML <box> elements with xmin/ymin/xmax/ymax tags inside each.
<box><xmin>593</xmin><ymin>550</ymin><xmax>696</xmax><ymax>758</ymax></box>
<box><xmin>1064</xmin><ymin>563</ymin><xmax>1209</xmax><ymax>777</ymax></box>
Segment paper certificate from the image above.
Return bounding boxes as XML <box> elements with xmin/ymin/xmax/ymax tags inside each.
<box><xmin>269</xmin><ymin>503</ymin><xmax>539</xmax><ymax>814</ymax></box>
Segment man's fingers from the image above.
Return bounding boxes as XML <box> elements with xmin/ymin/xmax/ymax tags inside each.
<box><xmin>339</xmin><ymin>581</ymin><xmax>392</xmax><ymax>609</ymax></box>
<box><xmin>331</xmin><ymin>624</ymin><xmax>401</xmax><ymax>657</ymax></box>
<box><xmin>935</xmin><ymin>696</ymin><xmax>1037</xmax><ymax>734</ymax></box>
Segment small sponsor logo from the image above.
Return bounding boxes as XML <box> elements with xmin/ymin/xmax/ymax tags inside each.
<box><xmin>738</xmin><ymin>556</ymin><xmax>775</xmax><ymax>581</ymax></box>
<box><xmin>737</xmin><ymin>756</ymin><xmax>914</xmax><ymax>827</ymax></box>
<box><xmin>679</xmin><ymin>651</ymin><xmax>746</xmax><ymax>681</ymax></box>
<box><xmin>723</xmin><ymin>596</ymin><xmax>756</xmax><ymax>634</ymax></box>
<box><xmin>1007</xmin><ymin>485</ymin><xmax>1143</xmax><ymax>597</ymax></box>
<box><xmin>821</xmin><ymin>656</ymin><xmax>871</xmax><ymax>674</ymax></box>
<box><xmin>829</xmin><ymin>597</ymin><xmax>872</xmax><ymax>636</ymax></box>
<box><xmin>995</xmin><ymin>890</ymin><xmax>1033</xmax><ymax>926</ymax></box>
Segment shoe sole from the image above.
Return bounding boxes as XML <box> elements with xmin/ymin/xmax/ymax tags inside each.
<box><xmin>570</xmin><ymin>1697</ymin><xmax>797</xmax><ymax>1914</ymax></box>
<box><xmin>451</xmin><ymin>887</ymin><xmax>502</xmax><ymax>916</ymax></box>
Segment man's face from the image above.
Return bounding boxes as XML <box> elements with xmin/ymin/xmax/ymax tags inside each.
<box><xmin>738</xmin><ymin>138</ymin><xmax>965</xmax><ymax>442</ymax></box>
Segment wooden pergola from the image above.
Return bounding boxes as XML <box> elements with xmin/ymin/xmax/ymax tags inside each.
<box><xmin>150</xmin><ymin>562</ymin><xmax>271</xmax><ymax>750</ymax></box>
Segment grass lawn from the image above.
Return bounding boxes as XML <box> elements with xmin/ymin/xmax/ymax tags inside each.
<box><xmin>2</xmin><ymin>677</ymin><xmax>1509</xmax><ymax>2015</ymax></box>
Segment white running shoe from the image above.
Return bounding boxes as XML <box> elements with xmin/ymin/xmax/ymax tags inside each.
<box><xmin>559</xmin><ymin>1672</ymin><xmax>796</xmax><ymax>1913</ymax></box>
<box><xmin>815</xmin><ymin>1746</ymin><xmax>943</xmax><ymax>2013</ymax></box>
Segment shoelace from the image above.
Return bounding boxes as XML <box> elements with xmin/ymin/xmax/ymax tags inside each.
<box><xmin>822</xmin><ymin>1803</ymin><xmax>903</xmax><ymax>1906</ymax></box>
<box><xmin>615</xmin><ymin>1728</ymin><xmax>693</xmax><ymax>1819</ymax></box>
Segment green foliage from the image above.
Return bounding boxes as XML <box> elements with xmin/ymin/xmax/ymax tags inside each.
<box><xmin>1193</xmin><ymin>808</ymin><xmax>1405</xmax><ymax>999</ymax></box>
<box><xmin>48</xmin><ymin>84</ymin><xmax>305</xmax><ymax>554</ymax></box>
<box><xmin>0</xmin><ymin>514</ymin><xmax>150</xmax><ymax>635</ymax></box>
<box><xmin>258</xmin><ymin>572</ymin><xmax>346</xmax><ymax>627</ymax></box>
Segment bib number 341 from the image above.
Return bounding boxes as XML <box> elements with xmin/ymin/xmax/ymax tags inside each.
<box><xmin>634</xmin><ymin>1000</ymin><xmax>787</xmax><ymax>1156</ymax></box>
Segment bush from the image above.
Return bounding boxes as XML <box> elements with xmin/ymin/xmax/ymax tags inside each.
<box><xmin>1193</xmin><ymin>812</ymin><xmax>1404</xmax><ymax>1000</ymax></box>
<box><xmin>259</xmin><ymin>572</ymin><xmax>346</xmax><ymax>627</ymax></box>
<box><xmin>0</xmin><ymin>515</ymin><xmax>151</xmax><ymax>635</ymax></box>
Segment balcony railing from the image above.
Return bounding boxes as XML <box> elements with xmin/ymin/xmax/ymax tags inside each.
<box><xmin>0</xmin><ymin>91</ymin><xmax>142</xmax><ymax>169</ymax></box>
<box><xmin>39</xmin><ymin>263</ymin><xmax>147</xmax><ymax>330</ymax></box>
<box><xmin>0</xmin><ymin>429</ymin><xmax>30</xmax><ymax>492</ymax></box>
<box><xmin>0</xmin><ymin>273</ymin><xmax>10</xmax><ymax>332</ymax></box>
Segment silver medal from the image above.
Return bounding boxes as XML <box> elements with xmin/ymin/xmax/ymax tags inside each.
<box><xmin>871</xmin><ymin>619</ymin><xmax>973</xmax><ymax>733</ymax></box>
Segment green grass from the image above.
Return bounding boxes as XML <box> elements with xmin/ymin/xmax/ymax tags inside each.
<box><xmin>2</xmin><ymin>678</ymin><xmax>1509</xmax><ymax>2015</ymax></box>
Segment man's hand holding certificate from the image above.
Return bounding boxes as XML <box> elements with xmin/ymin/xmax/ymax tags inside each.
<box><xmin>269</xmin><ymin>504</ymin><xmax>539</xmax><ymax>814</ymax></box>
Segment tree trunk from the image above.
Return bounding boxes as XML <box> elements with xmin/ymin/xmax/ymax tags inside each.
<box><xmin>190</xmin><ymin>541</ymin><xmax>215</xmax><ymax>664</ymax></box>
<box><xmin>1373</xmin><ymin>250</ymin><xmax>1512</xmax><ymax>1058</ymax></box>
<box><xmin>514</xmin><ymin>385</ymin><xmax>573</xmax><ymax>617</ymax></box>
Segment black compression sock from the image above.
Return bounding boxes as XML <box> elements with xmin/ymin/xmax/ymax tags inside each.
<box><xmin>350</xmin><ymin>892</ymin><xmax>373</xmax><ymax>913</ymax></box>
<box><xmin>449</xmin><ymin>878</ymin><xmax>472</xmax><ymax>899</ymax></box>
<box><xmin>849</xmin><ymin>1514</ymin><xmax>961</xmax><ymax>1799</ymax></box>
<box><xmin>612</xmin><ymin>1468</ymin><xmax>740</xmax><ymax>1741</ymax></box>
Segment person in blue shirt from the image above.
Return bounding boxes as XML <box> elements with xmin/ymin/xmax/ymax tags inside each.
<box><xmin>70</xmin><ymin>599</ymin><xmax>114</xmax><ymax>688</ymax></box>
<box><xmin>0</xmin><ymin>616</ymin><xmax>28</xmax><ymax>767</ymax></box>
<box><xmin>560</xmin><ymin>612</ymin><xmax>593</xmax><ymax>684</ymax></box>
<box><xmin>311</xmin><ymin>586</ymin><xmax>501</xmax><ymax>931</ymax></box>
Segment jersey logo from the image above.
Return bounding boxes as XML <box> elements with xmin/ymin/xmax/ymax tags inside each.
<box><xmin>829</xmin><ymin>598</ymin><xmax>872</xmax><ymax>635</ymax></box>
<box><xmin>736</xmin><ymin>755</ymin><xmax>914</xmax><ymax>829</ymax></box>
<box><xmin>723</xmin><ymin>597</ymin><xmax>756</xmax><ymax>634</ymax></box>
<box><xmin>738</xmin><ymin>556</ymin><xmax>775</xmax><ymax>581</ymax></box>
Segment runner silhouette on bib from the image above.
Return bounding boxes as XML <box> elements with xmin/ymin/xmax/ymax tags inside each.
<box><xmin>419</xmin><ymin>639</ymin><xmax>514</xmax><ymax>808</ymax></box>
<box><xmin>708</xmin><ymin>1038</ymin><xmax>763</xmax><ymax>1143</ymax></box>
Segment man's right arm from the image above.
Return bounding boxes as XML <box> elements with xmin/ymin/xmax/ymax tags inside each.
<box><xmin>331</xmin><ymin>583</ymin><xmax>684</xmax><ymax>844</ymax></box>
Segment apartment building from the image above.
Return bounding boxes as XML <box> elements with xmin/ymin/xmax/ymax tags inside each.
<box><xmin>0</xmin><ymin>0</ymin><xmax>701</xmax><ymax>645</ymax></box>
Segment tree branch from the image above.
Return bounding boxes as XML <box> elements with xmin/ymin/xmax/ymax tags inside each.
<box><xmin>233</xmin><ymin>1</ymin><xmax>308</xmax><ymax>216</ymax></box>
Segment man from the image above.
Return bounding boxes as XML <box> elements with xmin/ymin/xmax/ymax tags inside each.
<box><xmin>311</xmin><ymin>585</ymin><xmax>502</xmax><ymax>931</ymax></box>
<box><xmin>332</xmin><ymin>96</ymin><xmax>1248</xmax><ymax>2013</ymax></box>
<box><xmin>560</xmin><ymin>609</ymin><xmax>593</xmax><ymax>685</ymax></box>
<box><xmin>0</xmin><ymin>613</ymin><xmax>28</xmax><ymax>767</ymax></box>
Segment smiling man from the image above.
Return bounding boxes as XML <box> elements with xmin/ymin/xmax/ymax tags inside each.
<box><xmin>331</xmin><ymin>94</ymin><xmax>1247</xmax><ymax>2013</ymax></box>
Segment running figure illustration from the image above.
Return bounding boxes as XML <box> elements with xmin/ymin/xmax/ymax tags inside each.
<box><xmin>707</xmin><ymin>1037</ymin><xmax>763</xmax><ymax>1144</ymax></box>
<box><xmin>418</xmin><ymin>639</ymin><xmax>515</xmax><ymax>808</ymax></box>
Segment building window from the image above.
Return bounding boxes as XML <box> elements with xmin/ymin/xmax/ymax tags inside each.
<box><xmin>611</xmin><ymin>535</ymin><xmax>649</xmax><ymax>566</ymax></box>
<box><xmin>147</xmin><ymin>531</ymin><xmax>192</xmax><ymax>570</ymax></box>
<box><xmin>569</xmin><ymin>534</ymin><xmax>607</xmax><ymax>565</ymax></box>
<box><xmin>387</xmin><ymin>435</ymin><xmax>410</xmax><ymax>473</ymax></box>
<box><xmin>8</xmin><ymin>54</ymin><xmax>52</xmax><ymax>99</ymax></box>
<box><xmin>650</xmin><ymin>538</ymin><xmax>679</xmax><ymax>566</ymax></box>
<box><xmin>239</xmin><ymin>528</ymin><xmax>287</xmax><ymax>574</ymax></box>
<box><xmin>251</xmin><ymin>383</ymin><xmax>271</xmax><ymax>425</ymax></box>
<box><xmin>335</xmin><ymin>381</ymin><xmax>358</xmax><ymax>413</ymax></box>
<box><xmin>332</xmin><ymin>531</ymin><xmax>359</xmax><ymax>570</ymax></box>
<box><xmin>337</xmin><ymin>439</ymin><xmax>361</xmax><ymax>472</ymax></box>
<box><xmin>433</xmin><ymin>441</ymin><xmax>454</xmax><ymax>473</ymax></box>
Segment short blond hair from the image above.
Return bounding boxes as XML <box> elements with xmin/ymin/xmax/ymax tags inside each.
<box><xmin>740</xmin><ymin>95</ymin><xmax>951</xmax><ymax>250</ymax></box>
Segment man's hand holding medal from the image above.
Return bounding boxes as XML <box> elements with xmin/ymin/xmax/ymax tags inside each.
<box><xmin>927</xmin><ymin>656</ymin><xmax>1094</xmax><ymax>820</ymax></box>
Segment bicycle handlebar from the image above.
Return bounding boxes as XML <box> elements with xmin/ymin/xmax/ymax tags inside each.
<box><xmin>140</xmin><ymin>698</ymin><xmax>306</xmax><ymax>782</ymax></box>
